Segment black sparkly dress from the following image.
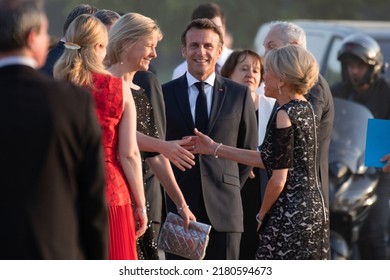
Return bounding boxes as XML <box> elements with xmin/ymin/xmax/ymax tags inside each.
<box><xmin>256</xmin><ymin>100</ymin><xmax>329</xmax><ymax>259</ymax></box>
<box><xmin>132</xmin><ymin>87</ymin><xmax>160</xmax><ymax>260</ymax></box>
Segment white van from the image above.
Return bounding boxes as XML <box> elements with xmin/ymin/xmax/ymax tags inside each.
<box><xmin>254</xmin><ymin>20</ymin><xmax>390</xmax><ymax>86</ymax></box>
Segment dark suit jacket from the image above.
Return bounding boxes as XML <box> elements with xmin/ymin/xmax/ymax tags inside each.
<box><xmin>162</xmin><ymin>74</ymin><xmax>257</xmax><ymax>232</ymax></box>
<box><xmin>133</xmin><ymin>71</ymin><xmax>166</xmax><ymax>223</ymax></box>
<box><xmin>307</xmin><ymin>74</ymin><xmax>334</xmax><ymax>209</ymax></box>
<box><xmin>40</xmin><ymin>40</ymin><xmax>65</xmax><ymax>76</ymax></box>
<box><xmin>0</xmin><ymin>65</ymin><xmax>107</xmax><ymax>259</ymax></box>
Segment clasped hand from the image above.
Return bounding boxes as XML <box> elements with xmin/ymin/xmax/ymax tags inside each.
<box><xmin>181</xmin><ymin>128</ymin><xmax>217</xmax><ymax>156</ymax></box>
<box><xmin>162</xmin><ymin>138</ymin><xmax>196</xmax><ymax>171</ymax></box>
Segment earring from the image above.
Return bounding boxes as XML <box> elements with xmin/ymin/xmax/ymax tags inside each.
<box><xmin>120</xmin><ymin>61</ymin><xmax>123</xmax><ymax>65</ymax></box>
<box><xmin>278</xmin><ymin>86</ymin><xmax>282</xmax><ymax>95</ymax></box>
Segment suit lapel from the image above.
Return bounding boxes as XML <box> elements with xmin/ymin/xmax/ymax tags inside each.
<box><xmin>208</xmin><ymin>75</ymin><xmax>226</xmax><ymax>133</ymax></box>
<box><xmin>173</xmin><ymin>75</ymin><xmax>195</xmax><ymax>132</ymax></box>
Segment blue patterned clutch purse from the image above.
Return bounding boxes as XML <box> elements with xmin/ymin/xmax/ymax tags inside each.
<box><xmin>158</xmin><ymin>212</ymin><xmax>212</xmax><ymax>260</ymax></box>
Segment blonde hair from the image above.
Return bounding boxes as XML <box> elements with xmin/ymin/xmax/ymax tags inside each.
<box><xmin>53</xmin><ymin>14</ymin><xmax>108</xmax><ymax>87</ymax></box>
<box><xmin>265</xmin><ymin>45</ymin><xmax>318</xmax><ymax>95</ymax></box>
<box><xmin>107</xmin><ymin>12</ymin><xmax>163</xmax><ymax>65</ymax></box>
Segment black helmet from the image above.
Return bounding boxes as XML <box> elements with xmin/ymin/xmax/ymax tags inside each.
<box><xmin>338</xmin><ymin>33</ymin><xmax>387</xmax><ymax>84</ymax></box>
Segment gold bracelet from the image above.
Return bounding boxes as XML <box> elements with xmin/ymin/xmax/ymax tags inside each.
<box><xmin>213</xmin><ymin>143</ymin><xmax>223</xmax><ymax>158</ymax></box>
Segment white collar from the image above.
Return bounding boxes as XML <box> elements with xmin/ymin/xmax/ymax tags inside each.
<box><xmin>218</xmin><ymin>47</ymin><xmax>233</xmax><ymax>64</ymax></box>
<box><xmin>186</xmin><ymin>71</ymin><xmax>216</xmax><ymax>88</ymax></box>
<box><xmin>0</xmin><ymin>56</ymin><xmax>37</xmax><ymax>69</ymax></box>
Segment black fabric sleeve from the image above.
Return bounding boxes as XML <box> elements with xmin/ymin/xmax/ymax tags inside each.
<box><xmin>270</xmin><ymin>126</ymin><xmax>294</xmax><ymax>170</ymax></box>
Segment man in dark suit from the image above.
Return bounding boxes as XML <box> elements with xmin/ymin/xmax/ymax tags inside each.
<box><xmin>162</xmin><ymin>19</ymin><xmax>257</xmax><ymax>259</ymax></box>
<box><xmin>0</xmin><ymin>0</ymin><xmax>107</xmax><ymax>259</ymax></box>
<box><xmin>40</xmin><ymin>3</ymin><xmax>98</xmax><ymax>76</ymax></box>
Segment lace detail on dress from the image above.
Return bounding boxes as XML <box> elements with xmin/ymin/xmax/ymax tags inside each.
<box><xmin>257</xmin><ymin>99</ymin><xmax>329</xmax><ymax>259</ymax></box>
<box><xmin>269</xmin><ymin>126</ymin><xmax>293</xmax><ymax>170</ymax></box>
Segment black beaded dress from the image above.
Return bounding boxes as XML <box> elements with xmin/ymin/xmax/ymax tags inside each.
<box><xmin>132</xmin><ymin>87</ymin><xmax>160</xmax><ymax>260</ymax></box>
<box><xmin>256</xmin><ymin>99</ymin><xmax>329</xmax><ymax>260</ymax></box>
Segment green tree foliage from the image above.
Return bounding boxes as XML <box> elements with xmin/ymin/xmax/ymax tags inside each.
<box><xmin>44</xmin><ymin>0</ymin><xmax>390</xmax><ymax>82</ymax></box>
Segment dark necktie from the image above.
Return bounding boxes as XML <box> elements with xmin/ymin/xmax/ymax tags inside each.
<box><xmin>194</xmin><ymin>82</ymin><xmax>209</xmax><ymax>133</ymax></box>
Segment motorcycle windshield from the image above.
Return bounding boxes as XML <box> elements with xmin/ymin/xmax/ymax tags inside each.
<box><xmin>329</xmin><ymin>97</ymin><xmax>374</xmax><ymax>173</ymax></box>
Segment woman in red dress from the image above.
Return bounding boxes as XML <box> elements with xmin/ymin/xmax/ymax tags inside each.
<box><xmin>54</xmin><ymin>14</ymin><xmax>147</xmax><ymax>260</ymax></box>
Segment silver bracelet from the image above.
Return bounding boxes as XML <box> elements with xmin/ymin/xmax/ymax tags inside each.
<box><xmin>177</xmin><ymin>205</ymin><xmax>189</xmax><ymax>214</ymax></box>
<box><xmin>214</xmin><ymin>143</ymin><xmax>223</xmax><ymax>158</ymax></box>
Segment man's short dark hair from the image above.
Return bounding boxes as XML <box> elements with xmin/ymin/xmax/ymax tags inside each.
<box><xmin>94</xmin><ymin>9</ymin><xmax>120</xmax><ymax>27</ymax></box>
<box><xmin>181</xmin><ymin>18</ymin><xmax>224</xmax><ymax>47</ymax></box>
<box><xmin>63</xmin><ymin>4</ymin><xmax>98</xmax><ymax>35</ymax></box>
<box><xmin>0</xmin><ymin>0</ymin><xmax>44</xmax><ymax>52</ymax></box>
<box><xmin>191</xmin><ymin>2</ymin><xmax>225</xmax><ymax>25</ymax></box>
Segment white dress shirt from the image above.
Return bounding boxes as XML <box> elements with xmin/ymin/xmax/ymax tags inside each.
<box><xmin>256</xmin><ymin>83</ymin><xmax>276</xmax><ymax>146</ymax></box>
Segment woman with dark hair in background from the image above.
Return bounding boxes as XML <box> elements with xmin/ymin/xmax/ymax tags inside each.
<box><xmin>220</xmin><ymin>49</ymin><xmax>264</xmax><ymax>259</ymax></box>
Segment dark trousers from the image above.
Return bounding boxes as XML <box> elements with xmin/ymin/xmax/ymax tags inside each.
<box><xmin>358</xmin><ymin>172</ymin><xmax>390</xmax><ymax>259</ymax></box>
<box><xmin>239</xmin><ymin>168</ymin><xmax>261</xmax><ymax>259</ymax></box>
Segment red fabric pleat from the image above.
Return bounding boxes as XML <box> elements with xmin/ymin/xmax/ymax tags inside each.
<box><xmin>108</xmin><ymin>204</ymin><xmax>138</xmax><ymax>260</ymax></box>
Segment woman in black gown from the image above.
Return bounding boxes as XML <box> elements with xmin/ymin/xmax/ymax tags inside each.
<box><xmin>106</xmin><ymin>12</ymin><xmax>196</xmax><ymax>260</ymax></box>
<box><xmin>191</xmin><ymin>45</ymin><xmax>329</xmax><ymax>259</ymax></box>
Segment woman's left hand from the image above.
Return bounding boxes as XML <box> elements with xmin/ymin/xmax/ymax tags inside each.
<box><xmin>177</xmin><ymin>205</ymin><xmax>197</xmax><ymax>231</ymax></box>
<box><xmin>161</xmin><ymin>138</ymin><xmax>196</xmax><ymax>171</ymax></box>
<box><xmin>135</xmin><ymin>210</ymin><xmax>148</xmax><ymax>238</ymax></box>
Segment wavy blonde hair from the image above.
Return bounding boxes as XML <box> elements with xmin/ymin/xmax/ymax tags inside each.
<box><xmin>265</xmin><ymin>45</ymin><xmax>318</xmax><ymax>95</ymax></box>
<box><xmin>106</xmin><ymin>12</ymin><xmax>163</xmax><ymax>65</ymax></box>
<box><xmin>53</xmin><ymin>14</ymin><xmax>108</xmax><ymax>88</ymax></box>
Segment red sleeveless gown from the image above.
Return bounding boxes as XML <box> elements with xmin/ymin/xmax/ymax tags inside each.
<box><xmin>90</xmin><ymin>72</ymin><xmax>137</xmax><ymax>260</ymax></box>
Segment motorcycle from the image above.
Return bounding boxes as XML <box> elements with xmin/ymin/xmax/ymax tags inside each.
<box><xmin>328</xmin><ymin>97</ymin><xmax>379</xmax><ymax>259</ymax></box>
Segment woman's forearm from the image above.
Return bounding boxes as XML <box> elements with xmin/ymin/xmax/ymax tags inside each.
<box><xmin>145</xmin><ymin>155</ymin><xmax>188</xmax><ymax>209</ymax></box>
<box><xmin>258</xmin><ymin>171</ymin><xmax>286</xmax><ymax>220</ymax></box>
<box><xmin>136</xmin><ymin>131</ymin><xmax>162</xmax><ymax>153</ymax></box>
<box><xmin>214</xmin><ymin>143</ymin><xmax>264</xmax><ymax>168</ymax></box>
<box><xmin>119</xmin><ymin>149</ymin><xmax>145</xmax><ymax>209</ymax></box>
